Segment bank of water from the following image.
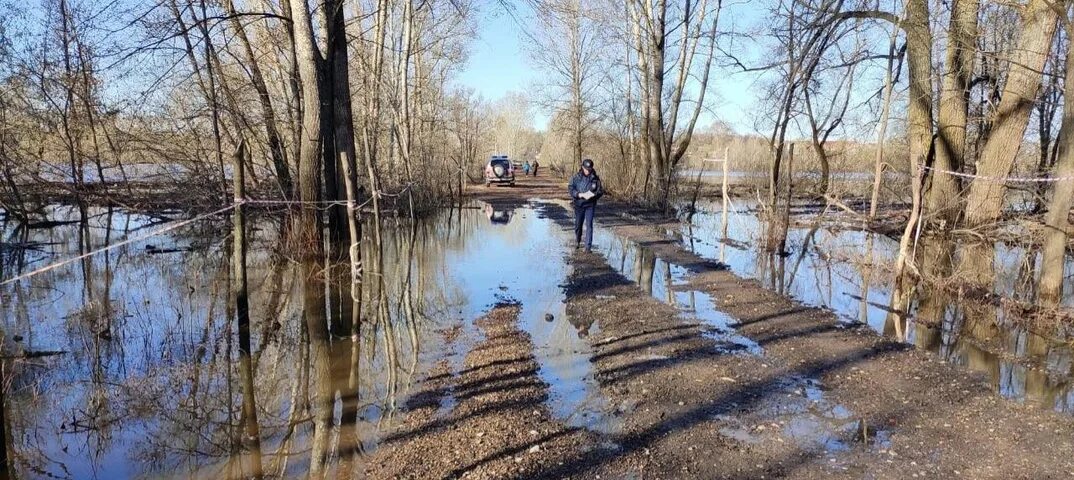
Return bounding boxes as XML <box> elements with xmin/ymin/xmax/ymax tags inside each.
<box><xmin>672</xmin><ymin>199</ymin><xmax>1074</xmax><ymax>414</ymax></box>
<box><xmin>2</xmin><ymin>196</ymin><xmax>1073</xmax><ymax>477</ymax></box>
<box><xmin>0</xmin><ymin>202</ymin><xmax>609</xmax><ymax>478</ymax></box>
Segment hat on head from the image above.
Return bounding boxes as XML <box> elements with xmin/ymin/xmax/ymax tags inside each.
<box><xmin>581</xmin><ymin>159</ymin><xmax>594</xmax><ymax>169</ymax></box>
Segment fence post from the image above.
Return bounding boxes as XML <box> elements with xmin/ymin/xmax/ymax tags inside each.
<box><xmin>231</xmin><ymin>140</ymin><xmax>264</xmax><ymax>476</ymax></box>
<box><xmin>232</xmin><ymin>140</ymin><xmax>249</xmax><ymax>347</ymax></box>
<box><xmin>721</xmin><ymin>146</ymin><xmax>730</xmax><ymax>264</ymax></box>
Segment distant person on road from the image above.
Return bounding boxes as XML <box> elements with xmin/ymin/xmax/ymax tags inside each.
<box><xmin>523</xmin><ymin>160</ymin><xmax>531</xmax><ymax>176</ymax></box>
<box><xmin>532</xmin><ymin>160</ymin><xmax>540</xmax><ymax>177</ymax></box>
<box><xmin>568</xmin><ymin>158</ymin><xmax>603</xmax><ymax>252</ymax></box>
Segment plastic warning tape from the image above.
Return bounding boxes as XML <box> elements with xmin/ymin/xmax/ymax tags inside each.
<box><xmin>923</xmin><ymin>165</ymin><xmax>1074</xmax><ymax>183</ymax></box>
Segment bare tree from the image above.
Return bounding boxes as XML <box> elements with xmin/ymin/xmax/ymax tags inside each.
<box><xmin>631</xmin><ymin>0</ymin><xmax>722</xmax><ymax>206</ymax></box>
<box><xmin>223</xmin><ymin>0</ymin><xmax>294</xmax><ymax>198</ymax></box>
<box><xmin>1040</xmin><ymin>1</ymin><xmax>1074</xmax><ymax>305</ymax></box>
<box><xmin>288</xmin><ymin>0</ymin><xmax>324</xmax><ymax>249</ymax></box>
<box><xmin>529</xmin><ymin>0</ymin><xmax>603</xmax><ymax>165</ymax></box>
<box><xmin>963</xmin><ymin>0</ymin><xmax>1060</xmax><ymax>227</ymax></box>
<box><xmin>929</xmin><ymin>0</ymin><xmax>979</xmax><ymax>226</ymax></box>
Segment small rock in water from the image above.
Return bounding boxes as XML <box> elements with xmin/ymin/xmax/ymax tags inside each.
<box><xmin>544</xmin><ymin>313</ymin><xmax>554</xmax><ymax>322</ymax></box>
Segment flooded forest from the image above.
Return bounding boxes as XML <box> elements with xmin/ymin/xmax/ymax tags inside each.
<box><xmin>2</xmin><ymin>0</ymin><xmax>1074</xmax><ymax>478</ymax></box>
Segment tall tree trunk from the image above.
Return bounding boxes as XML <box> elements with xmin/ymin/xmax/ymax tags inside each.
<box><xmin>196</xmin><ymin>0</ymin><xmax>227</xmax><ymax>199</ymax></box>
<box><xmin>870</xmin><ymin>19</ymin><xmax>899</xmax><ymax>219</ymax></box>
<box><xmin>889</xmin><ymin>0</ymin><xmax>933</xmax><ymax>329</ymax></box>
<box><xmin>1040</xmin><ymin>16</ymin><xmax>1074</xmax><ymax>305</ymax></box>
<box><xmin>645</xmin><ymin>1</ymin><xmax>668</xmax><ymax>202</ymax></box>
<box><xmin>929</xmin><ymin>0</ymin><xmax>979</xmax><ymax>226</ymax></box>
<box><xmin>225</xmin><ymin>0</ymin><xmax>294</xmax><ymax>199</ymax></box>
<box><xmin>290</xmin><ymin>0</ymin><xmax>325</xmax><ymax>252</ymax></box>
<box><xmin>963</xmin><ymin>0</ymin><xmax>1060</xmax><ymax>227</ymax></box>
<box><xmin>58</xmin><ymin>0</ymin><xmax>84</xmax><ymax>189</ymax></box>
<box><xmin>326</xmin><ymin>0</ymin><xmax>363</xmax><ymax>287</ymax></box>
<box><xmin>904</xmin><ymin>0</ymin><xmax>934</xmax><ymax>188</ymax></box>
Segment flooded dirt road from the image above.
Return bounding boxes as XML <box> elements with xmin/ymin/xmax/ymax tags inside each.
<box><xmin>0</xmin><ymin>176</ymin><xmax>1072</xmax><ymax>478</ymax></box>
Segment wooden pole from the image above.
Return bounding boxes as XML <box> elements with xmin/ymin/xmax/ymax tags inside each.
<box><xmin>781</xmin><ymin>143</ymin><xmax>795</xmax><ymax>254</ymax></box>
<box><xmin>231</xmin><ymin>141</ymin><xmax>264</xmax><ymax>478</ymax></box>
<box><xmin>232</xmin><ymin>141</ymin><xmax>250</xmax><ymax>358</ymax></box>
<box><xmin>721</xmin><ymin>146</ymin><xmax>729</xmax><ymax>263</ymax></box>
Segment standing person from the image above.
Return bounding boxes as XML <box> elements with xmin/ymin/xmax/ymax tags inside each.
<box><xmin>568</xmin><ymin>159</ymin><xmax>603</xmax><ymax>252</ymax></box>
<box><xmin>532</xmin><ymin>160</ymin><xmax>540</xmax><ymax>177</ymax></box>
<box><xmin>523</xmin><ymin>160</ymin><xmax>531</xmax><ymax>176</ymax></box>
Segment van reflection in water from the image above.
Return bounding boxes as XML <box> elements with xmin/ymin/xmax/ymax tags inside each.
<box><xmin>484</xmin><ymin>204</ymin><xmax>512</xmax><ymax>225</ymax></box>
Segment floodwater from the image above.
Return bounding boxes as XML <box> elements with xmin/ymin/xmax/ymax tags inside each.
<box><xmin>588</xmin><ymin>225</ymin><xmax>884</xmax><ymax>453</ymax></box>
<box><xmin>1</xmin><ymin>195</ymin><xmax>1073</xmax><ymax>477</ymax></box>
<box><xmin>674</xmin><ymin>199</ymin><xmax>1074</xmax><ymax>414</ymax></box>
<box><xmin>678</xmin><ymin>169</ymin><xmax>908</xmax><ymax>182</ymax></box>
<box><xmin>0</xmin><ymin>201</ymin><xmax>609</xmax><ymax>478</ymax></box>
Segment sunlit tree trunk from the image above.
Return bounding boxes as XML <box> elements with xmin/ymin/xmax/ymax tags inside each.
<box><xmin>888</xmin><ymin>0</ymin><xmax>933</xmax><ymax>325</ymax></box>
<box><xmin>1040</xmin><ymin>13</ymin><xmax>1074</xmax><ymax>305</ymax></box>
<box><xmin>963</xmin><ymin>0</ymin><xmax>1060</xmax><ymax>227</ymax></box>
<box><xmin>290</xmin><ymin>0</ymin><xmax>325</xmax><ymax>250</ymax></box>
<box><xmin>929</xmin><ymin>0</ymin><xmax>979</xmax><ymax>226</ymax></box>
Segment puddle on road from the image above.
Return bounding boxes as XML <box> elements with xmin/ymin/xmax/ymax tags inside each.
<box><xmin>445</xmin><ymin>202</ymin><xmax>615</xmax><ymax>434</ymax></box>
<box><xmin>0</xmin><ymin>201</ymin><xmax>616</xmax><ymax>478</ymax></box>
<box><xmin>589</xmin><ymin>228</ymin><xmax>762</xmax><ymax>355</ymax></box>
<box><xmin>713</xmin><ymin>376</ymin><xmax>890</xmax><ymax>453</ymax></box>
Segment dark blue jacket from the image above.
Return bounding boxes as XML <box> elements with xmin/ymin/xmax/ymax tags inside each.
<box><xmin>568</xmin><ymin>170</ymin><xmax>604</xmax><ymax>207</ymax></box>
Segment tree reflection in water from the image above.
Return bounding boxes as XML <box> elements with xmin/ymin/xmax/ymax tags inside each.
<box><xmin>0</xmin><ymin>203</ymin><xmax>487</xmax><ymax>478</ymax></box>
<box><xmin>678</xmin><ymin>199</ymin><xmax>1074</xmax><ymax>415</ymax></box>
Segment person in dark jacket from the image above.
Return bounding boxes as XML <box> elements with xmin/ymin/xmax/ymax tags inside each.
<box><xmin>568</xmin><ymin>158</ymin><xmax>603</xmax><ymax>251</ymax></box>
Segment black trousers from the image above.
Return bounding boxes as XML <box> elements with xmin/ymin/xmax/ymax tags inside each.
<box><xmin>574</xmin><ymin>204</ymin><xmax>595</xmax><ymax>249</ymax></box>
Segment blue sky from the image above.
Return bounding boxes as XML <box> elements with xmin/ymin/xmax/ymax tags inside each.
<box><xmin>453</xmin><ymin>2</ymin><xmax>767</xmax><ymax>134</ymax></box>
<box><xmin>455</xmin><ymin>10</ymin><xmax>539</xmax><ymax>102</ymax></box>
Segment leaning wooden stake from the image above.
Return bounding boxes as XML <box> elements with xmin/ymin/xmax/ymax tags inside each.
<box><xmin>721</xmin><ymin>146</ymin><xmax>730</xmax><ymax>264</ymax></box>
<box><xmin>781</xmin><ymin>143</ymin><xmax>795</xmax><ymax>253</ymax></box>
<box><xmin>232</xmin><ymin>141</ymin><xmax>264</xmax><ymax>478</ymax></box>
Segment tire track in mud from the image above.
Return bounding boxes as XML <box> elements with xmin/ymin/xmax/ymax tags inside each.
<box><xmin>564</xmin><ymin>204</ymin><xmax>1074</xmax><ymax>479</ymax></box>
<box><xmin>364</xmin><ymin>303</ymin><xmax>599</xmax><ymax>479</ymax></box>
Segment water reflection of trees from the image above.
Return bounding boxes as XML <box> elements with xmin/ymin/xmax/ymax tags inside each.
<box><xmin>743</xmin><ymin>204</ymin><xmax>1074</xmax><ymax>414</ymax></box>
<box><xmin>0</xmin><ymin>204</ymin><xmax>479</xmax><ymax>478</ymax></box>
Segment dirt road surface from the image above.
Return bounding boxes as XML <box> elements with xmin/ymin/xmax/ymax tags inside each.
<box><xmin>364</xmin><ymin>175</ymin><xmax>1074</xmax><ymax>479</ymax></box>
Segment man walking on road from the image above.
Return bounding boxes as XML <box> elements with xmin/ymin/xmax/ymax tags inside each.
<box><xmin>532</xmin><ymin>160</ymin><xmax>540</xmax><ymax>177</ymax></box>
<box><xmin>568</xmin><ymin>158</ymin><xmax>603</xmax><ymax>252</ymax></box>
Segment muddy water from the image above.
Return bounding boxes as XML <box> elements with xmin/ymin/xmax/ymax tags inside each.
<box><xmin>587</xmin><ymin>225</ymin><xmax>887</xmax><ymax>453</ymax></box>
<box><xmin>2</xmin><ymin>196</ymin><xmax>1073</xmax><ymax>477</ymax></box>
<box><xmin>0</xmin><ymin>202</ymin><xmax>608</xmax><ymax>478</ymax></box>
<box><xmin>675</xmin><ymin>199</ymin><xmax>1074</xmax><ymax>415</ymax></box>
